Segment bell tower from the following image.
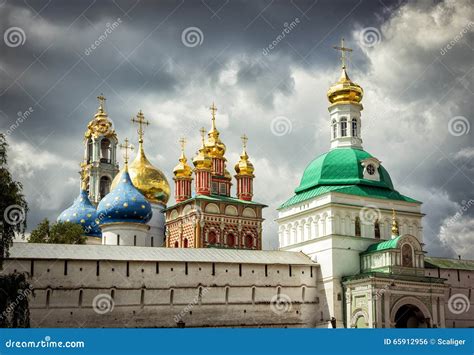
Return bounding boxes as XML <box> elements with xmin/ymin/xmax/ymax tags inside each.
<box><xmin>82</xmin><ymin>94</ymin><xmax>119</xmax><ymax>204</ymax></box>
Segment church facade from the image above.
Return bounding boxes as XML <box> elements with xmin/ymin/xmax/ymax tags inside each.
<box><xmin>2</xmin><ymin>42</ymin><xmax>473</xmax><ymax>328</ymax></box>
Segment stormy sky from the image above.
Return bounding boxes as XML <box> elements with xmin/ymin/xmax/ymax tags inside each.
<box><xmin>1</xmin><ymin>0</ymin><xmax>473</xmax><ymax>257</ymax></box>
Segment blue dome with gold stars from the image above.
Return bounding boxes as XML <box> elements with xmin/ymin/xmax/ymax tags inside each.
<box><xmin>97</xmin><ymin>169</ymin><xmax>152</xmax><ymax>225</ymax></box>
<box><xmin>57</xmin><ymin>190</ymin><xmax>101</xmax><ymax>237</ymax></box>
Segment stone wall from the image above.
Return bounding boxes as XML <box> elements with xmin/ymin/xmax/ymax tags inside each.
<box><xmin>2</xmin><ymin>258</ymin><xmax>320</xmax><ymax>328</ymax></box>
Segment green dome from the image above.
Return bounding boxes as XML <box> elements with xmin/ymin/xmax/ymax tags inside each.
<box><xmin>295</xmin><ymin>148</ymin><xmax>394</xmax><ymax>193</ymax></box>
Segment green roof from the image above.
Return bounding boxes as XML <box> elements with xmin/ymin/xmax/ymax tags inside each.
<box><xmin>364</xmin><ymin>236</ymin><xmax>401</xmax><ymax>253</ymax></box>
<box><xmin>165</xmin><ymin>194</ymin><xmax>267</xmax><ymax>211</ymax></box>
<box><xmin>279</xmin><ymin>148</ymin><xmax>420</xmax><ymax>209</ymax></box>
<box><xmin>425</xmin><ymin>257</ymin><xmax>474</xmax><ymax>271</ymax></box>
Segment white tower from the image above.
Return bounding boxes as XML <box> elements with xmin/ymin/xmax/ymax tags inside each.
<box><xmin>276</xmin><ymin>39</ymin><xmax>423</xmax><ymax>327</ymax></box>
<box><xmin>82</xmin><ymin>95</ymin><xmax>119</xmax><ymax>204</ymax></box>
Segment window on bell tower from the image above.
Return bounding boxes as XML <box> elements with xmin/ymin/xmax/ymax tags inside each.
<box><xmin>340</xmin><ymin>118</ymin><xmax>347</xmax><ymax>137</ymax></box>
<box><xmin>351</xmin><ymin>118</ymin><xmax>357</xmax><ymax>137</ymax></box>
<box><xmin>374</xmin><ymin>219</ymin><xmax>380</xmax><ymax>239</ymax></box>
<box><xmin>332</xmin><ymin>119</ymin><xmax>337</xmax><ymax>139</ymax></box>
<box><xmin>99</xmin><ymin>176</ymin><xmax>111</xmax><ymax>199</ymax></box>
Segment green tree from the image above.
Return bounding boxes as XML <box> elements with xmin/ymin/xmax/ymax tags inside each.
<box><xmin>0</xmin><ymin>133</ymin><xmax>28</xmax><ymax>267</ymax></box>
<box><xmin>0</xmin><ymin>133</ymin><xmax>32</xmax><ymax>328</ymax></box>
<box><xmin>29</xmin><ymin>219</ymin><xmax>86</xmax><ymax>244</ymax></box>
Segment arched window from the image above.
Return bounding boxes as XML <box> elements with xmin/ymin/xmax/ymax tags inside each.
<box><xmin>208</xmin><ymin>231</ymin><xmax>217</xmax><ymax>245</ymax></box>
<box><xmin>183</xmin><ymin>238</ymin><xmax>188</xmax><ymax>248</ymax></box>
<box><xmin>402</xmin><ymin>244</ymin><xmax>413</xmax><ymax>267</ymax></box>
<box><xmin>100</xmin><ymin>138</ymin><xmax>111</xmax><ymax>162</ymax></box>
<box><xmin>245</xmin><ymin>234</ymin><xmax>254</xmax><ymax>249</ymax></box>
<box><xmin>227</xmin><ymin>233</ymin><xmax>235</xmax><ymax>247</ymax></box>
<box><xmin>174</xmin><ymin>241</ymin><xmax>179</xmax><ymax>248</ymax></box>
<box><xmin>355</xmin><ymin>217</ymin><xmax>361</xmax><ymax>237</ymax></box>
<box><xmin>351</xmin><ymin>118</ymin><xmax>357</xmax><ymax>137</ymax></box>
<box><xmin>99</xmin><ymin>176</ymin><xmax>111</xmax><ymax>199</ymax></box>
<box><xmin>340</xmin><ymin>118</ymin><xmax>347</xmax><ymax>137</ymax></box>
<box><xmin>87</xmin><ymin>139</ymin><xmax>93</xmax><ymax>162</ymax></box>
<box><xmin>374</xmin><ymin>219</ymin><xmax>380</xmax><ymax>239</ymax></box>
<box><xmin>332</xmin><ymin>119</ymin><xmax>337</xmax><ymax>139</ymax></box>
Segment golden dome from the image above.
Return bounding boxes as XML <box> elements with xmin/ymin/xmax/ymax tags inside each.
<box><xmin>84</xmin><ymin>95</ymin><xmax>117</xmax><ymax>140</ymax></box>
<box><xmin>327</xmin><ymin>66</ymin><xmax>363</xmax><ymax>105</ymax></box>
<box><xmin>205</xmin><ymin>102</ymin><xmax>226</xmax><ymax>158</ymax></box>
<box><xmin>173</xmin><ymin>138</ymin><xmax>193</xmax><ymax>179</ymax></box>
<box><xmin>111</xmin><ymin>142</ymin><xmax>170</xmax><ymax>205</ymax></box>
<box><xmin>234</xmin><ymin>134</ymin><xmax>254</xmax><ymax>176</ymax></box>
<box><xmin>193</xmin><ymin>128</ymin><xmax>212</xmax><ymax>170</ymax></box>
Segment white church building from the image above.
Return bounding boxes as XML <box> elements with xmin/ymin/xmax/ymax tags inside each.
<box><xmin>2</xmin><ymin>45</ymin><xmax>473</xmax><ymax>328</ymax></box>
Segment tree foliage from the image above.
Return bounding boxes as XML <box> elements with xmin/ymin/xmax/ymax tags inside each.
<box><xmin>0</xmin><ymin>133</ymin><xmax>28</xmax><ymax>266</ymax></box>
<box><xmin>29</xmin><ymin>219</ymin><xmax>86</xmax><ymax>244</ymax></box>
<box><xmin>0</xmin><ymin>273</ymin><xmax>32</xmax><ymax>328</ymax></box>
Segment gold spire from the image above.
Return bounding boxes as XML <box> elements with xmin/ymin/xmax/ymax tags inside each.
<box><xmin>119</xmin><ymin>137</ymin><xmax>134</xmax><ymax>167</ymax></box>
<box><xmin>327</xmin><ymin>39</ymin><xmax>363</xmax><ymax>105</ymax></box>
<box><xmin>85</xmin><ymin>94</ymin><xmax>116</xmax><ymax>139</ymax></box>
<box><xmin>235</xmin><ymin>134</ymin><xmax>255</xmax><ymax>176</ymax></box>
<box><xmin>173</xmin><ymin>137</ymin><xmax>193</xmax><ymax>179</ymax></box>
<box><xmin>391</xmin><ymin>209</ymin><xmax>399</xmax><ymax>237</ymax></box>
<box><xmin>205</xmin><ymin>102</ymin><xmax>226</xmax><ymax>158</ymax></box>
<box><xmin>131</xmin><ymin>110</ymin><xmax>149</xmax><ymax>144</ymax></box>
<box><xmin>193</xmin><ymin>127</ymin><xmax>212</xmax><ymax>170</ymax></box>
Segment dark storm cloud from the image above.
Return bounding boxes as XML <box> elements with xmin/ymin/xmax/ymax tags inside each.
<box><xmin>1</xmin><ymin>0</ymin><xmax>472</xmax><ymax>257</ymax></box>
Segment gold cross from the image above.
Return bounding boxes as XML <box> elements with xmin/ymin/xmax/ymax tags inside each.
<box><xmin>209</xmin><ymin>102</ymin><xmax>217</xmax><ymax>120</ymax></box>
<box><xmin>131</xmin><ymin>110</ymin><xmax>150</xmax><ymax>143</ymax></box>
<box><xmin>119</xmin><ymin>137</ymin><xmax>134</xmax><ymax>165</ymax></box>
<box><xmin>97</xmin><ymin>94</ymin><xmax>106</xmax><ymax>110</ymax></box>
<box><xmin>199</xmin><ymin>127</ymin><xmax>206</xmax><ymax>144</ymax></box>
<box><xmin>179</xmin><ymin>137</ymin><xmax>186</xmax><ymax>152</ymax></box>
<box><xmin>333</xmin><ymin>38</ymin><xmax>352</xmax><ymax>68</ymax></box>
<box><xmin>241</xmin><ymin>134</ymin><xmax>248</xmax><ymax>149</ymax></box>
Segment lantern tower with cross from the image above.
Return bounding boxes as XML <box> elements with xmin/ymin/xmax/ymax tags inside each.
<box><xmin>327</xmin><ymin>38</ymin><xmax>364</xmax><ymax>150</ymax></box>
<box><xmin>173</xmin><ymin>137</ymin><xmax>193</xmax><ymax>202</ymax></box>
<box><xmin>234</xmin><ymin>134</ymin><xmax>255</xmax><ymax>201</ymax></box>
<box><xmin>82</xmin><ymin>94</ymin><xmax>119</xmax><ymax>204</ymax></box>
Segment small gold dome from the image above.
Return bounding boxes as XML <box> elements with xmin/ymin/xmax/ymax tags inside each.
<box><xmin>173</xmin><ymin>139</ymin><xmax>193</xmax><ymax>179</ymax></box>
<box><xmin>235</xmin><ymin>135</ymin><xmax>254</xmax><ymax>176</ymax></box>
<box><xmin>327</xmin><ymin>66</ymin><xmax>363</xmax><ymax>105</ymax></box>
<box><xmin>193</xmin><ymin>128</ymin><xmax>212</xmax><ymax>170</ymax></box>
<box><xmin>84</xmin><ymin>95</ymin><xmax>116</xmax><ymax>140</ymax></box>
<box><xmin>111</xmin><ymin>142</ymin><xmax>170</xmax><ymax>205</ymax></box>
<box><xmin>204</xmin><ymin>102</ymin><xmax>226</xmax><ymax>158</ymax></box>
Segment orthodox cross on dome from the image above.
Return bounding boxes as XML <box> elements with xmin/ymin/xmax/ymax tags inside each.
<box><xmin>179</xmin><ymin>137</ymin><xmax>186</xmax><ymax>152</ymax></box>
<box><xmin>119</xmin><ymin>137</ymin><xmax>134</xmax><ymax>165</ymax></box>
<box><xmin>241</xmin><ymin>134</ymin><xmax>248</xmax><ymax>149</ymax></box>
<box><xmin>333</xmin><ymin>38</ymin><xmax>352</xmax><ymax>68</ymax></box>
<box><xmin>209</xmin><ymin>102</ymin><xmax>218</xmax><ymax>130</ymax></box>
<box><xmin>199</xmin><ymin>127</ymin><xmax>206</xmax><ymax>143</ymax></box>
<box><xmin>97</xmin><ymin>94</ymin><xmax>106</xmax><ymax>111</ymax></box>
<box><xmin>131</xmin><ymin>110</ymin><xmax>150</xmax><ymax>143</ymax></box>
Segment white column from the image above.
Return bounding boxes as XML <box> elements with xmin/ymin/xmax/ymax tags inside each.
<box><xmin>384</xmin><ymin>291</ymin><xmax>391</xmax><ymax>328</ymax></box>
